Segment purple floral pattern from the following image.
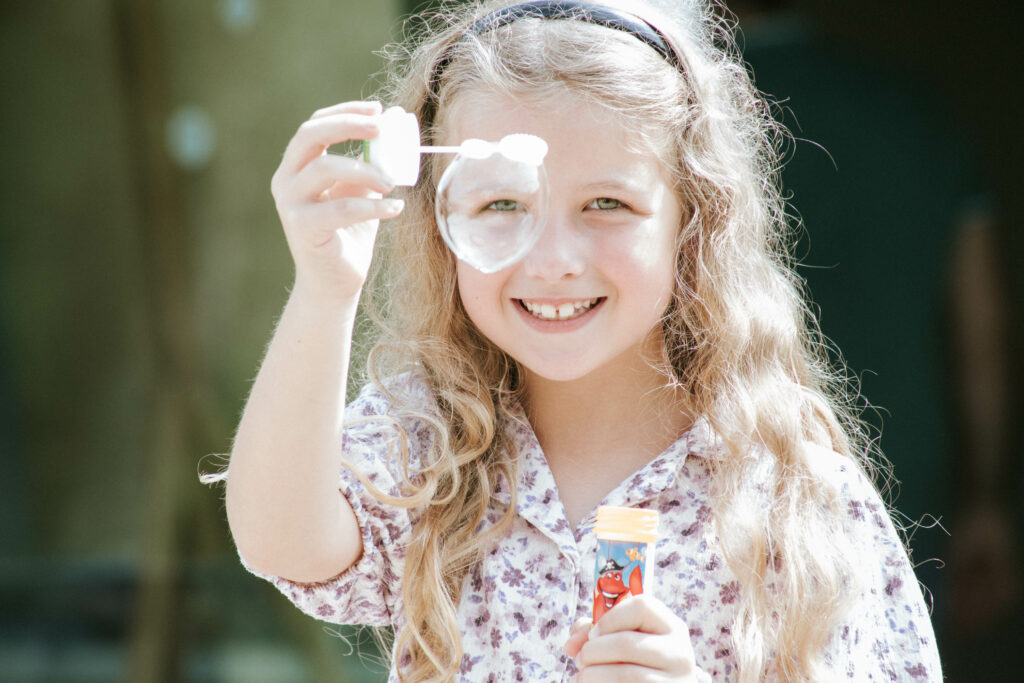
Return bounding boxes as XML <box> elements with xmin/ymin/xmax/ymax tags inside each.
<box><xmin>245</xmin><ymin>377</ymin><xmax>941</xmax><ymax>681</ymax></box>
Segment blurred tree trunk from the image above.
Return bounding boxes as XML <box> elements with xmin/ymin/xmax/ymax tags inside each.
<box><xmin>112</xmin><ymin>1</ymin><xmax>195</xmax><ymax>680</ymax></box>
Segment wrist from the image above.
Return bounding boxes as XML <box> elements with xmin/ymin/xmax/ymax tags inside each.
<box><xmin>290</xmin><ymin>274</ymin><xmax>363</xmax><ymax>319</ymax></box>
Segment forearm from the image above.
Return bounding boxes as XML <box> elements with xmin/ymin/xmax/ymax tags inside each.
<box><xmin>225</xmin><ymin>284</ymin><xmax>363</xmax><ymax>582</ymax></box>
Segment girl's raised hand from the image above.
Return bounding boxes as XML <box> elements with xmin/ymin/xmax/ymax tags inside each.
<box><xmin>565</xmin><ymin>595</ymin><xmax>706</xmax><ymax>682</ymax></box>
<box><xmin>270</xmin><ymin>100</ymin><xmax>404</xmax><ymax>303</ymax></box>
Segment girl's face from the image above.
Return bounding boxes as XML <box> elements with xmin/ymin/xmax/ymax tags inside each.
<box><xmin>446</xmin><ymin>90</ymin><xmax>683</xmax><ymax>385</ymax></box>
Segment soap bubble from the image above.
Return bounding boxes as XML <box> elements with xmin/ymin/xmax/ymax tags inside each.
<box><xmin>436</xmin><ymin>134</ymin><xmax>549</xmax><ymax>273</ymax></box>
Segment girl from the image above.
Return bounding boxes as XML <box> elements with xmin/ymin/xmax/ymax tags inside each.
<box><xmin>219</xmin><ymin>0</ymin><xmax>941</xmax><ymax>680</ymax></box>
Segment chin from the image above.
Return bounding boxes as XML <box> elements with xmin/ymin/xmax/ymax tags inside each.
<box><xmin>517</xmin><ymin>356</ymin><xmax>605</xmax><ymax>385</ymax></box>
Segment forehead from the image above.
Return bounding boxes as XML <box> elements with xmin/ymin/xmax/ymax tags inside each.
<box><xmin>441</xmin><ymin>89</ymin><xmax>672</xmax><ymax>184</ymax></box>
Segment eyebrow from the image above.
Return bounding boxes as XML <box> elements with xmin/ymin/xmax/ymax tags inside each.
<box><xmin>578</xmin><ymin>179</ymin><xmax>654</xmax><ymax>196</ymax></box>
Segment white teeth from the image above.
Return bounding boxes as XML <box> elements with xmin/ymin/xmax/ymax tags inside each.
<box><xmin>521</xmin><ymin>298</ymin><xmax>598</xmax><ymax>321</ymax></box>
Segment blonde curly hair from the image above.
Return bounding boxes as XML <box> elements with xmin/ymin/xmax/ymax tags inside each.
<box><xmin>352</xmin><ymin>1</ymin><xmax>888</xmax><ymax>680</ymax></box>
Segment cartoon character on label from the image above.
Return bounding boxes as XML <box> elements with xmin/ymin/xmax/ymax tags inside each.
<box><xmin>593</xmin><ymin>554</ymin><xmax>645</xmax><ymax>621</ymax></box>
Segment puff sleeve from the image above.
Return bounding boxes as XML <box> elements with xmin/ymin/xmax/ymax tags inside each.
<box><xmin>242</xmin><ymin>376</ymin><xmax>436</xmax><ymax>629</ymax></box>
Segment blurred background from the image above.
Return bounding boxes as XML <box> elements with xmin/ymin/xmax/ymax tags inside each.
<box><xmin>0</xmin><ymin>0</ymin><xmax>1020</xmax><ymax>681</ymax></box>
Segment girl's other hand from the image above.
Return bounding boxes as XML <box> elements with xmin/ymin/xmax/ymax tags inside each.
<box><xmin>270</xmin><ymin>100</ymin><xmax>405</xmax><ymax>303</ymax></box>
<box><xmin>564</xmin><ymin>595</ymin><xmax>704</xmax><ymax>682</ymax></box>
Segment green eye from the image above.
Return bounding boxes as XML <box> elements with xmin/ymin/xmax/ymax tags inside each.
<box><xmin>589</xmin><ymin>197</ymin><xmax>623</xmax><ymax>210</ymax></box>
<box><xmin>486</xmin><ymin>199</ymin><xmax>523</xmax><ymax>211</ymax></box>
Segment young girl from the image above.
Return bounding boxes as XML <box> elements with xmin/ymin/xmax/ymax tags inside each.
<box><xmin>219</xmin><ymin>0</ymin><xmax>941</xmax><ymax>680</ymax></box>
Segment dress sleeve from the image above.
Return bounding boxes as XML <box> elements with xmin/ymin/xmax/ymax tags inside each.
<box><xmin>242</xmin><ymin>376</ymin><xmax>435</xmax><ymax>628</ymax></box>
<box><xmin>825</xmin><ymin>458</ymin><xmax>943</xmax><ymax>681</ymax></box>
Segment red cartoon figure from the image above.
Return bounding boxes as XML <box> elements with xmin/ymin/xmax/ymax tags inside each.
<box><xmin>592</xmin><ymin>506</ymin><xmax>659</xmax><ymax>623</ymax></box>
<box><xmin>593</xmin><ymin>556</ymin><xmax>645</xmax><ymax>621</ymax></box>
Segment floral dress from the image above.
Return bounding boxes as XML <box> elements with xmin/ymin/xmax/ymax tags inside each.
<box><xmin>243</xmin><ymin>376</ymin><xmax>942</xmax><ymax>681</ymax></box>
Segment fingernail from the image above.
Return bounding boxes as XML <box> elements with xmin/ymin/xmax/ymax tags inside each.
<box><xmin>587</xmin><ymin>623</ymin><xmax>600</xmax><ymax>640</ymax></box>
<box><xmin>383</xmin><ymin>198</ymin><xmax>404</xmax><ymax>215</ymax></box>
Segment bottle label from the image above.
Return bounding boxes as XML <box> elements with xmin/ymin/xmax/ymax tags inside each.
<box><xmin>593</xmin><ymin>538</ymin><xmax>652</xmax><ymax>622</ymax></box>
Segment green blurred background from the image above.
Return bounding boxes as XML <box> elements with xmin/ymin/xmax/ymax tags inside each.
<box><xmin>0</xmin><ymin>1</ymin><xmax>1020</xmax><ymax>681</ymax></box>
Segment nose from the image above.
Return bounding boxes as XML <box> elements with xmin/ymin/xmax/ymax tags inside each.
<box><xmin>520</xmin><ymin>212</ymin><xmax>585</xmax><ymax>282</ymax></box>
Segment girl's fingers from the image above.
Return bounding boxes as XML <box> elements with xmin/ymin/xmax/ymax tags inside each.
<box><xmin>589</xmin><ymin>595</ymin><xmax>677</xmax><ymax>637</ymax></box>
<box><xmin>564</xmin><ymin>617</ymin><xmax>592</xmax><ymax>658</ymax></box>
<box><xmin>577</xmin><ymin>632</ymin><xmax>687</xmax><ymax>672</ymax></box>
<box><xmin>576</xmin><ymin>662</ymin><xmax>671</xmax><ymax>683</ymax></box>
<box><xmin>285</xmin><ymin>197</ymin><xmax>405</xmax><ymax>235</ymax></box>
<box><xmin>286</xmin><ymin>153</ymin><xmax>394</xmax><ymax>202</ymax></box>
<box><xmin>276</xmin><ymin>113</ymin><xmax>381</xmax><ymax>181</ymax></box>
<box><xmin>577</xmin><ymin>596</ymin><xmax>696</xmax><ymax>676</ymax></box>
<box><xmin>310</xmin><ymin>100</ymin><xmax>382</xmax><ymax>119</ymax></box>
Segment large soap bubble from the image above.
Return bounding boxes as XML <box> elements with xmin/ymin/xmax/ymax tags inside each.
<box><xmin>435</xmin><ymin>134</ymin><xmax>549</xmax><ymax>273</ymax></box>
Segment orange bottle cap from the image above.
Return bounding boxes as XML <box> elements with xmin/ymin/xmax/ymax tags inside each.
<box><xmin>595</xmin><ymin>506</ymin><xmax>659</xmax><ymax>544</ymax></box>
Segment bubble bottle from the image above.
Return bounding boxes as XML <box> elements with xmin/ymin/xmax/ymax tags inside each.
<box><xmin>592</xmin><ymin>506</ymin><xmax>659</xmax><ymax>622</ymax></box>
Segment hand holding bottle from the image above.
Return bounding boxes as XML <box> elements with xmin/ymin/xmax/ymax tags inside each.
<box><xmin>565</xmin><ymin>595</ymin><xmax>705</xmax><ymax>682</ymax></box>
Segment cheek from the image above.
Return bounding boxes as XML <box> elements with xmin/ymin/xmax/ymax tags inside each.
<box><xmin>456</xmin><ymin>266</ymin><xmax>478</xmax><ymax>314</ymax></box>
<box><xmin>456</xmin><ymin>263</ymin><xmax>501</xmax><ymax>328</ymax></box>
<box><xmin>644</xmin><ymin>211</ymin><xmax>683</xmax><ymax>298</ymax></box>
<box><xmin>626</xmin><ymin>247</ymin><xmax>678</xmax><ymax>328</ymax></box>
<box><xmin>608</xmin><ymin>224</ymin><xmax>678</xmax><ymax>294</ymax></box>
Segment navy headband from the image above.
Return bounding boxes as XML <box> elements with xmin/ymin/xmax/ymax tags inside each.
<box><xmin>425</xmin><ymin>1</ymin><xmax>686</xmax><ymax>119</ymax></box>
<box><xmin>466</xmin><ymin>1</ymin><xmax>683</xmax><ymax>71</ymax></box>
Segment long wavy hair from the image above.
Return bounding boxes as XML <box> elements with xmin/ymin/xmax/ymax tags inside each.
<box><xmin>354</xmin><ymin>1</ymin><xmax>888</xmax><ymax>680</ymax></box>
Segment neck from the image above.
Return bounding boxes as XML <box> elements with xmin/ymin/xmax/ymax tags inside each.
<box><xmin>522</xmin><ymin>347</ymin><xmax>694</xmax><ymax>470</ymax></box>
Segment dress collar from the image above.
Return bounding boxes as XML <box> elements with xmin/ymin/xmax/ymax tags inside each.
<box><xmin>492</xmin><ymin>411</ymin><xmax>722</xmax><ymax>532</ymax></box>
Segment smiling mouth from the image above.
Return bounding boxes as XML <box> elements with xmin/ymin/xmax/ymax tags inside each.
<box><xmin>519</xmin><ymin>298</ymin><xmax>602</xmax><ymax>321</ymax></box>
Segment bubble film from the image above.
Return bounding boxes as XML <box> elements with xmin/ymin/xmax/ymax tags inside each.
<box><xmin>435</xmin><ymin>134</ymin><xmax>549</xmax><ymax>273</ymax></box>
